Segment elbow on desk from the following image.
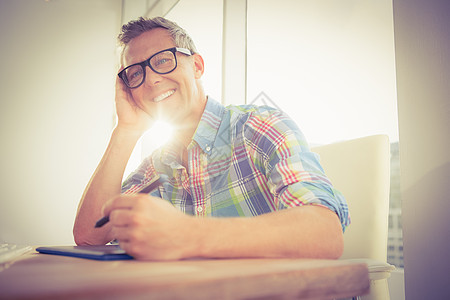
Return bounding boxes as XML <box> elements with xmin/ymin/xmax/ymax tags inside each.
<box><xmin>291</xmin><ymin>206</ymin><xmax>345</xmax><ymax>260</ymax></box>
<box><xmin>316</xmin><ymin>221</ymin><xmax>344</xmax><ymax>260</ymax></box>
<box><xmin>282</xmin><ymin>232</ymin><xmax>343</xmax><ymax>260</ymax></box>
<box><xmin>73</xmin><ymin>235</ymin><xmax>89</xmax><ymax>246</ymax></box>
<box><xmin>73</xmin><ymin>227</ymin><xmax>90</xmax><ymax>246</ymax></box>
<box><xmin>277</xmin><ymin>224</ymin><xmax>344</xmax><ymax>260</ymax></box>
<box><xmin>73</xmin><ymin>231</ymin><xmax>105</xmax><ymax>246</ymax></box>
<box><xmin>299</xmin><ymin>213</ymin><xmax>344</xmax><ymax>260</ymax></box>
<box><xmin>324</xmin><ymin>227</ymin><xmax>344</xmax><ymax>259</ymax></box>
<box><xmin>73</xmin><ymin>223</ymin><xmax>106</xmax><ymax>246</ymax></box>
<box><xmin>73</xmin><ymin>219</ymin><xmax>88</xmax><ymax>245</ymax></box>
<box><xmin>324</xmin><ymin>233</ymin><xmax>344</xmax><ymax>259</ymax></box>
<box><xmin>298</xmin><ymin>232</ymin><xmax>344</xmax><ymax>260</ymax></box>
<box><xmin>307</xmin><ymin>234</ymin><xmax>344</xmax><ymax>260</ymax></box>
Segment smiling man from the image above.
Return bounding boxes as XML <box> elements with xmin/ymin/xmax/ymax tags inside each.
<box><xmin>73</xmin><ymin>17</ymin><xmax>350</xmax><ymax>261</ymax></box>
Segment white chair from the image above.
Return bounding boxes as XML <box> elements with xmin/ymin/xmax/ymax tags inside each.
<box><xmin>312</xmin><ymin>135</ymin><xmax>395</xmax><ymax>300</ymax></box>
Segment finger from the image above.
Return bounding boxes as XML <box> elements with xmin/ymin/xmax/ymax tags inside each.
<box><xmin>115</xmin><ymin>71</ymin><xmax>124</xmax><ymax>87</ymax></box>
<box><xmin>109</xmin><ymin>209</ymin><xmax>136</xmax><ymax>227</ymax></box>
<box><xmin>111</xmin><ymin>225</ymin><xmax>130</xmax><ymax>240</ymax></box>
<box><xmin>117</xmin><ymin>236</ymin><xmax>145</xmax><ymax>260</ymax></box>
<box><xmin>101</xmin><ymin>194</ymin><xmax>136</xmax><ymax>218</ymax></box>
<box><xmin>115</xmin><ymin>75</ymin><xmax>131</xmax><ymax>96</ymax></box>
<box><xmin>117</xmin><ymin>240</ymin><xmax>132</xmax><ymax>255</ymax></box>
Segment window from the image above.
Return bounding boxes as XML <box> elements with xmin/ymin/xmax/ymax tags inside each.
<box><xmin>246</xmin><ymin>0</ymin><xmax>403</xmax><ymax>269</ymax></box>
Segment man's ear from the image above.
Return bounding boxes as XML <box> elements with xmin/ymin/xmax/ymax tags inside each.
<box><xmin>192</xmin><ymin>54</ymin><xmax>205</xmax><ymax>79</ymax></box>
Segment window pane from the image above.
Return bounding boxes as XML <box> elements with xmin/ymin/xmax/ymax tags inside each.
<box><xmin>247</xmin><ymin>0</ymin><xmax>403</xmax><ymax>270</ymax></box>
<box><xmin>247</xmin><ymin>0</ymin><xmax>398</xmax><ymax>145</ymax></box>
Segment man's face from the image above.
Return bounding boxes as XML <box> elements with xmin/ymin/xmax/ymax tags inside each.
<box><xmin>122</xmin><ymin>28</ymin><xmax>205</xmax><ymax>126</ymax></box>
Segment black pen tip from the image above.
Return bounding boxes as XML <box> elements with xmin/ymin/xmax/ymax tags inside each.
<box><xmin>94</xmin><ymin>216</ymin><xmax>109</xmax><ymax>228</ymax></box>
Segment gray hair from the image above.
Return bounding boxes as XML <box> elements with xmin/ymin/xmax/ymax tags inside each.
<box><xmin>118</xmin><ymin>17</ymin><xmax>198</xmax><ymax>54</ymax></box>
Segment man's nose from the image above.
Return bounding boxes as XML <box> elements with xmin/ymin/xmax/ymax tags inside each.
<box><xmin>144</xmin><ymin>66</ymin><xmax>162</xmax><ymax>87</ymax></box>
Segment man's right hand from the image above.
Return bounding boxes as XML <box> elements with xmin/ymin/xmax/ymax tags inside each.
<box><xmin>74</xmin><ymin>75</ymin><xmax>153</xmax><ymax>245</ymax></box>
<box><xmin>115</xmin><ymin>75</ymin><xmax>152</xmax><ymax>135</ymax></box>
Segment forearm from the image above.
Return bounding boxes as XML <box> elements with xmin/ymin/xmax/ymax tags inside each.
<box><xmin>73</xmin><ymin>127</ymin><xmax>142</xmax><ymax>245</ymax></box>
<box><xmin>191</xmin><ymin>205</ymin><xmax>344</xmax><ymax>259</ymax></box>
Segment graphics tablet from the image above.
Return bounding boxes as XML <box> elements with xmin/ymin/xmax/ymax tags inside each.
<box><xmin>36</xmin><ymin>245</ymin><xmax>133</xmax><ymax>261</ymax></box>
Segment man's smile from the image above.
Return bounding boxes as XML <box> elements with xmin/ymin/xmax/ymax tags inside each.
<box><xmin>153</xmin><ymin>89</ymin><xmax>175</xmax><ymax>102</ymax></box>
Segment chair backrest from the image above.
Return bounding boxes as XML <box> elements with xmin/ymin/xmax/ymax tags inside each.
<box><xmin>312</xmin><ymin>135</ymin><xmax>390</xmax><ymax>262</ymax></box>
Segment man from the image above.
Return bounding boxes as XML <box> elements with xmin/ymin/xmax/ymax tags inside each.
<box><xmin>73</xmin><ymin>17</ymin><xmax>350</xmax><ymax>261</ymax></box>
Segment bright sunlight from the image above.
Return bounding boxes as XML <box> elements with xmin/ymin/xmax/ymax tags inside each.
<box><xmin>141</xmin><ymin>120</ymin><xmax>174</xmax><ymax>155</ymax></box>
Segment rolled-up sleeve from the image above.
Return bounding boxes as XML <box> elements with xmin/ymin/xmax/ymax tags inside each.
<box><xmin>266</xmin><ymin>119</ymin><xmax>350</xmax><ymax>232</ymax></box>
<box><xmin>121</xmin><ymin>157</ymin><xmax>160</xmax><ymax>197</ymax></box>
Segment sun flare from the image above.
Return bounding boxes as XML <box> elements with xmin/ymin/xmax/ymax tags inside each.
<box><xmin>144</xmin><ymin>120</ymin><xmax>174</xmax><ymax>149</ymax></box>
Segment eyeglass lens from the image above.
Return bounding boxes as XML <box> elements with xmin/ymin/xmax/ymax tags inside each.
<box><xmin>123</xmin><ymin>50</ymin><xmax>177</xmax><ymax>88</ymax></box>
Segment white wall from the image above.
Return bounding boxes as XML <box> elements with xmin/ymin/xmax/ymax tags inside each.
<box><xmin>247</xmin><ymin>0</ymin><xmax>398</xmax><ymax>145</ymax></box>
<box><xmin>165</xmin><ymin>0</ymin><xmax>223</xmax><ymax>103</ymax></box>
<box><xmin>0</xmin><ymin>0</ymin><xmax>122</xmax><ymax>245</ymax></box>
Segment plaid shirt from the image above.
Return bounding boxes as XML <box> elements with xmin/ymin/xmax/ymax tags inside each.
<box><xmin>122</xmin><ymin>98</ymin><xmax>350</xmax><ymax>231</ymax></box>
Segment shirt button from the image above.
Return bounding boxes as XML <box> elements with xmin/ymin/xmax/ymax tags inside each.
<box><xmin>197</xmin><ymin>206</ymin><xmax>203</xmax><ymax>213</ymax></box>
<box><xmin>205</xmin><ymin>145</ymin><xmax>211</xmax><ymax>152</ymax></box>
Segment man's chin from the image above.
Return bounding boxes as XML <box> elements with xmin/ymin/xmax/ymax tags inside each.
<box><xmin>152</xmin><ymin>108</ymin><xmax>181</xmax><ymax>124</ymax></box>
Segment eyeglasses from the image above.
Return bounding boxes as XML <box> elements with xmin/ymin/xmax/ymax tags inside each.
<box><xmin>118</xmin><ymin>47</ymin><xmax>192</xmax><ymax>88</ymax></box>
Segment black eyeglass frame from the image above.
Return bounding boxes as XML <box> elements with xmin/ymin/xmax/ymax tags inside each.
<box><xmin>118</xmin><ymin>47</ymin><xmax>192</xmax><ymax>89</ymax></box>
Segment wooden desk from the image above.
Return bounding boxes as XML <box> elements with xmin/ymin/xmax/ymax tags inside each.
<box><xmin>0</xmin><ymin>251</ymin><xmax>369</xmax><ymax>299</ymax></box>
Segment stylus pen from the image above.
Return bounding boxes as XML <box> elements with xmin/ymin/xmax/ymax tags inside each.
<box><xmin>94</xmin><ymin>174</ymin><xmax>168</xmax><ymax>228</ymax></box>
